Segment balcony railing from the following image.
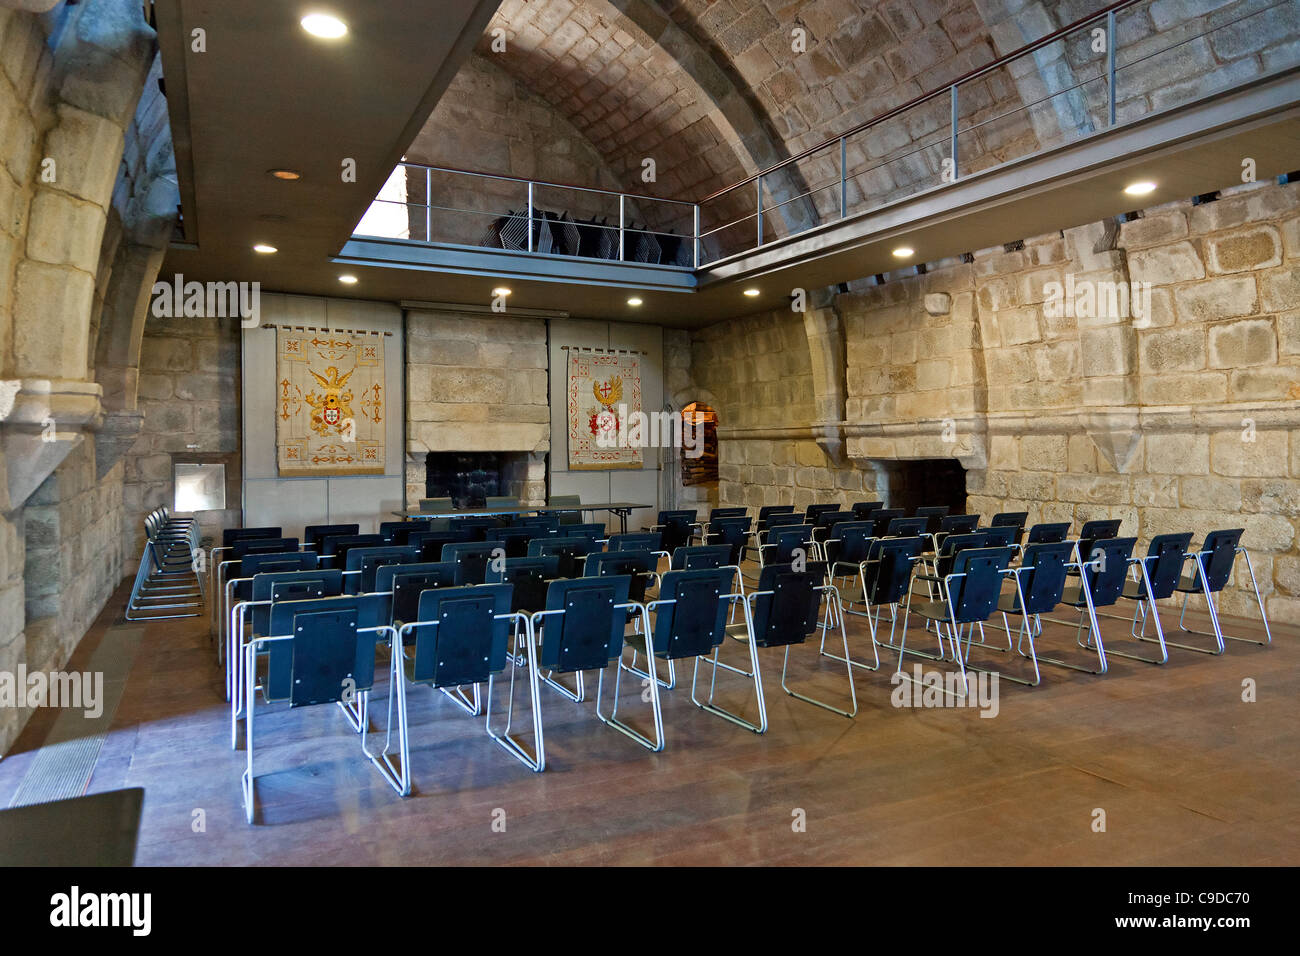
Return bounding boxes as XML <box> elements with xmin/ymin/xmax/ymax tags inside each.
<box><xmin>354</xmin><ymin>0</ymin><xmax>1299</xmax><ymax>269</ymax></box>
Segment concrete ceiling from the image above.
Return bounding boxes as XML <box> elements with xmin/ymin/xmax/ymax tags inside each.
<box><xmin>156</xmin><ymin>0</ymin><xmax>502</xmax><ymax>299</ymax></box>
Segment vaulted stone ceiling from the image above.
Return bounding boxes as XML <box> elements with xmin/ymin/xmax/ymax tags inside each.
<box><xmin>431</xmin><ymin>1</ymin><xmax>1071</xmax><ymax>191</ymax></box>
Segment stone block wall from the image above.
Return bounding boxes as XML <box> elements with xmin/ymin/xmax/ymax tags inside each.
<box><xmin>23</xmin><ymin>438</ymin><xmax>123</xmax><ymax>677</ymax></box>
<box><xmin>686</xmin><ymin>178</ymin><xmax>1300</xmax><ymax>619</ymax></box>
<box><xmin>123</xmin><ymin>313</ymin><xmax>241</xmax><ymax>556</ymax></box>
<box><xmin>404</xmin><ymin>308</ymin><xmax>550</xmax><ymax>506</ymax></box>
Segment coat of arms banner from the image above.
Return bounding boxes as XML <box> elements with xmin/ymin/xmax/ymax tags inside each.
<box><xmin>567</xmin><ymin>349</ymin><xmax>643</xmax><ymax>470</ymax></box>
<box><xmin>276</xmin><ymin>328</ymin><xmax>385</xmax><ymax>476</ymax></box>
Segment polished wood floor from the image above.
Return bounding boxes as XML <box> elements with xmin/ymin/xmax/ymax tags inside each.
<box><xmin>2</xmin><ymin>573</ymin><xmax>1296</xmax><ymax>866</ymax></box>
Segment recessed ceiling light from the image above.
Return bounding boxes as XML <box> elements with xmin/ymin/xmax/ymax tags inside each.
<box><xmin>338</xmin><ymin>274</ymin><xmax>358</xmax><ymax>285</ymax></box>
<box><xmin>743</xmin><ymin>288</ymin><xmax>760</xmax><ymax>297</ymax></box>
<box><xmin>627</xmin><ymin>297</ymin><xmax>643</xmax><ymax>306</ymax></box>
<box><xmin>1124</xmin><ymin>180</ymin><xmax>1157</xmax><ymax>196</ymax></box>
<box><xmin>301</xmin><ymin>13</ymin><xmax>348</xmax><ymax>39</ymax></box>
<box><xmin>253</xmin><ymin>244</ymin><xmax>278</xmax><ymax>254</ymax></box>
<box><xmin>892</xmin><ymin>246</ymin><xmax>914</xmax><ymax>258</ymax></box>
<box><xmin>492</xmin><ymin>287</ymin><xmax>511</xmax><ymax>297</ymax></box>
<box><xmin>268</xmin><ymin>169</ymin><xmax>301</xmax><ymax>181</ymax></box>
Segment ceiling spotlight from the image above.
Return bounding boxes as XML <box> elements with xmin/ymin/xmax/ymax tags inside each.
<box><xmin>492</xmin><ymin>287</ymin><xmax>511</xmax><ymax>297</ymax></box>
<box><xmin>301</xmin><ymin>13</ymin><xmax>348</xmax><ymax>39</ymax></box>
<box><xmin>743</xmin><ymin>288</ymin><xmax>760</xmax><ymax>297</ymax></box>
<box><xmin>892</xmin><ymin>246</ymin><xmax>914</xmax><ymax>258</ymax></box>
<box><xmin>1124</xmin><ymin>180</ymin><xmax>1157</xmax><ymax>196</ymax></box>
<box><xmin>338</xmin><ymin>274</ymin><xmax>358</xmax><ymax>285</ymax></box>
<box><xmin>268</xmin><ymin>169</ymin><xmax>301</xmax><ymax>181</ymax></box>
<box><xmin>253</xmin><ymin>243</ymin><xmax>278</xmax><ymax>254</ymax></box>
<box><xmin>627</xmin><ymin>297</ymin><xmax>643</xmax><ymax>306</ymax></box>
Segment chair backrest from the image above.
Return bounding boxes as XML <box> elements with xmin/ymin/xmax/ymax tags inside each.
<box><xmin>548</xmin><ymin>495</ymin><xmax>582</xmax><ymax>525</ymax></box>
<box><xmin>938</xmin><ymin>513</ymin><xmax>980</xmax><ymax>535</ymax></box>
<box><xmin>484</xmin><ymin>496</ymin><xmax>518</xmax><ymax>510</ymax></box>
<box><xmin>990</xmin><ymin>511</ymin><xmax>1029</xmax><ymax>534</ymax></box>
<box><xmin>564</xmin><ymin>522</ymin><xmax>608</xmax><ymax>542</ymax></box>
<box><xmin>407</xmin><ymin>584</ymin><xmax>513</xmax><ymax>687</ymax></box>
<box><xmin>705</xmin><ymin>517</ymin><xmax>750</xmax><ymax>564</ymax></box>
<box><xmin>418</xmin><ymin>497</ymin><xmax>455</xmax><ymax>514</ymax></box>
<box><xmin>383</xmin><ymin>562</ymin><xmax>459</xmax><ymax>624</ymax></box>
<box><xmin>1191</xmin><ymin>528</ymin><xmax>1244</xmax><ymax>593</ymax></box>
<box><xmin>885</xmin><ymin>516</ymin><xmax>927</xmax><ymax>538</ymax></box>
<box><xmin>609</xmin><ymin>531</ymin><xmax>662</xmax><ymax>552</ymax></box>
<box><xmin>656</xmin><ymin>510</ymin><xmax>697</xmax><ymax>551</ymax></box>
<box><xmin>864</xmin><ymin>536</ymin><xmax>923</xmax><ymax>605</ymax></box>
<box><xmin>851</xmin><ymin>501</ymin><xmax>884</xmax><ymax>519</ymax></box>
<box><xmin>585</xmin><ymin>549</ymin><xmax>655</xmax><ymax>603</ymax></box>
<box><xmin>1079</xmin><ymin>537</ymin><xmax>1137</xmax><ymax>607</ymax></box>
<box><xmin>804</xmin><ymin>503</ymin><xmax>840</xmax><ymax>524</ymax></box>
<box><xmin>265</xmin><ymin>594</ymin><xmax>391</xmax><ymax>703</ymax></box>
<box><xmin>250</xmin><ymin>569</ymin><xmax>345</xmax><ymax>634</ymax></box>
<box><xmin>411</xmin><ymin>529</ymin><xmax>474</xmax><ymax>560</ymax></box>
<box><xmin>447</xmin><ymin>516</ymin><xmax>501</xmax><ymax>540</ymax></box>
<box><xmin>303</xmin><ymin>524</ymin><xmax>359</xmax><ymax>547</ymax></box>
<box><xmin>379</xmin><ymin>520</ymin><xmax>425</xmax><ymax>543</ymax></box>
<box><xmin>935</xmin><ymin>532</ymin><xmax>989</xmax><ymax>579</ymax></box>
<box><xmin>763</xmin><ymin>513</ymin><xmax>805</xmax><ymax>537</ymax></box>
<box><xmin>223</xmin><ymin>527</ymin><xmax>282</xmax><ymax>548</ymax></box>
<box><xmin>442</xmin><ymin>540</ymin><xmax>506</xmax><ymax>585</ymax></box>
<box><xmin>232</xmin><ymin>537</ymin><xmax>299</xmax><ymax>559</ymax></box>
<box><xmin>538</xmin><ymin>575</ymin><xmax>631</xmax><ymax>673</ymax></box>
<box><xmin>1141</xmin><ymin>532</ymin><xmax>1194</xmax><ymax>600</ymax></box>
<box><xmin>914</xmin><ymin>506</ymin><xmax>950</xmax><ymax>535</ymax></box>
<box><xmin>814</xmin><ymin>509</ymin><xmax>856</xmax><ymax>531</ymax></box>
<box><xmin>516</xmin><ymin>513</ymin><xmax>561</xmax><ymax>532</ymax></box>
<box><xmin>709</xmin><ymin>507</ymin><xmax>748</xmax><ymax>522</ymax></box>
<box><xmin>1012</xmin><ymin>542</ymin><xmax>1074</xmax><ymax>615</ymax></box>
<box><xmin>979</xmin><ymin>525</ymin><xmax>1018</xmax><ymax>548</ymax></box>
<box><xmin>1078</xmin><ymin>518</ymin><xmax>1121</xmax><ymax>544</ymax></box>
<box><xmin>495</xmin><ymin>526</ymin><xmax>537</xmax><ymax>558</ymax></box>
<box><xmin>757</xmin><ymin>505</ymin><xmax>796</xmax><ymax>528</ymax></box>
<box><xmin>345</xmin><ymin>545</ymin><xmax>420</xmax><ymax>593</ymax></box>
<box><xmin>825</xmin><ymin>521</ymin><xmax>875</xmax><ymax>566</ymax></box>
<box><xmin>317</xmin><ymin>534</ymin><xmax>382</xmax><ymax>562</ymax></box>
<box><xmin>866</xmin><ymin>509</ymin><xmax>904</xmax><ymax>537</ymax></box>
<box><xmin>946</xmin><ymin>547</ymin><xmax>1014</xmax><ymax>624</ymax></box>
<box><xmin>1027</xmin><ymin>522</ymin><xmax>1071</xmax><ymax>544</ymax></box>
<box><xmin>231</xmin><ymin>553</ymin><xmax>316</xmax><ymax>594</ymax></box>
<box><xmin>670</xmin><ymin>545</ymin><xmax>732</xmax><ymax>571</ymax></box>
<box><xmin>748</xmin><ymin>562</ymin><xmax>828</xmax><ymax>648</ymax></box>
<box><xmin>486</xmin><ymin>557</ymin><xmax>551</xmax><ymax>615</ymax></box>
<box><xmin>651</xmin><ymin>568</ymin><xmax>733</xmax><ymax>659</ymax></box>
<box><xmin>528</xmin><ymin>535</ymin><xmax>598</xmax><ymax>578</ymax></box>
<box><xmin>771</xmin><ymin>525</ymin><xmax>816</xmax><ymax>564</ymax></box>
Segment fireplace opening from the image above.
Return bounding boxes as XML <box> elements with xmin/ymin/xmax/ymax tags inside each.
<box><xmin>425</xmin><ymin>452</ymin><xmax>508</xmax><ymax>509</ymax></box>
<box><xmin>874</xmin><ymin>458</ymin><xmax>967</xmax><ymax>516</ymax></box>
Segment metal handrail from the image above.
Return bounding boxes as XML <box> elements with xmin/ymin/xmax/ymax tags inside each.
<box><xmin>359</xmin><ymin>0</ymin><xmax>1295</xmax><ymax>268</ymax></box>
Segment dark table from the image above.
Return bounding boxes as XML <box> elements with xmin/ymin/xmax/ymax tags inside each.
<box><xmin>392</xmin><ymin>502</ymin><xmax>654</xmax><ymax>534</ymax></box>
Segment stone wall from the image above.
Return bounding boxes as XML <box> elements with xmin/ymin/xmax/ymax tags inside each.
<box><xmin>687</xmin><ymin>178</ymin><xmax>1300</xmax><ymax>619</ymax></box>
<box><xmin>0</xmin><ymin>2</ymin><xmax>164</xmax><ymax>756</ymax></box>
<box><xmin>124</xmin><ymin>313</ymin><xmax>241</xmax><ymax>557</ymax></box>
<box><xmin>404</xmin><ymin>308</ymin><xmax>550</xmax><ymax>506</ymax></box>
<box><xmin>23</xmin><ymin>438</ymin><xmax>122</xmax><ymax>676</ymax></box>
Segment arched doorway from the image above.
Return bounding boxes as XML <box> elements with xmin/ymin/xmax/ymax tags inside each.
<box><xmin>681</xmin><ymin>402</ymin><xmax>718</xmax><ymax>486</ymax></box>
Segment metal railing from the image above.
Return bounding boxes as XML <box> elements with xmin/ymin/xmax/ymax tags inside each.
<box><xmin>354</xmin><ymin>0</ymin><xmax>1298</xmax><ymax>269</ymax></box>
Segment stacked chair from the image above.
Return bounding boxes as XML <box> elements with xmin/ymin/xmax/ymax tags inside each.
<box><xmin>126</xmin><ymin>507</ymin><xmax>204</xmax><ymax>620</ymax></box>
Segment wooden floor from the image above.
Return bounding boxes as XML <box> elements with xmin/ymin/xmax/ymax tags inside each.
<box><xmin>2</xmin><ymin>574</ymin><xmax>1297</xmax><ymax>866</ymax></box>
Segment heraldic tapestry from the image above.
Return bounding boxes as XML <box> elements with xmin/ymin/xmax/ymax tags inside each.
<box><xmin>567</xmin><ymin>349</ymin><xmax>643</xmax><ymax>470</ymax></box>
<box><xmin>276</xmin><ymin>329</ymin><xmax>385</xmax><ymax>476</ymax></box>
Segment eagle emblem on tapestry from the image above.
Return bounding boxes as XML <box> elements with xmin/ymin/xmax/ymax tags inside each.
<box><xmin>276</xmin><ymin>329</ymin><xmax>385</xmax><ymax>476</ymax></box>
